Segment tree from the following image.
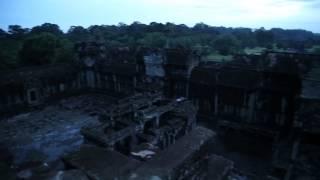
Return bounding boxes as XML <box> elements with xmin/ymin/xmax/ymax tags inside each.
<box><xmin>169</xmin><ymin>36</ymin><xmax>194</xmax><ymax>49</ymax></box>
<box><xmin>2</xmin><ymin>22</ymin><xmax>320</xmax><ymax>70</ymax></box>
<box><xmin>255</xmin><ymin>28</ymin><xmax>274</xmax><ymax>47</ymax></box>
<box><xmin>164</xmin><ymin>22</ymin><xmax>176</xmax><ymax>34</ymax></box>
<box><xmin>19</xmin><ymin>33</ymin><xmax>73</xmax><ymax>65</ymax></box>
<box><xmin>0</xmin><ymin>28</ymin><xmax>7</xmax><ymax>38</ymax></box>
<box><xmin>148</xmin><ymin>22</ymin><xmax>165</xmax><ymax>33</ymax></box>
<box><xmin>87</xmin><ymin>25</ymin><xmax>110</xmax><ymax>41</ymax></box>
<box><xmin>212</xmin><ymin>34</ymin><xmax>240</xmax><ymax>55</ymax></box>
<box><xmin>139</xmin><ymin>32</ymin><xmax>166</xmax><ymax>48</ymax></box>
<box><xmin>67</xmin><ymin>26</ymin><xmax>89</xmax><ymax>42</ymax></box>
<box><xmin>55</xmin><ymin>38</ymin><xmax>75</xmax><ymax>63</ymax></box>
<box><xmin>129</xmin><ymin>21</ymin><xmax>146</xmax><ymax>33</ymax></box>
<box><xmin>193</xmin><ymin>22</ymin><xmax>209</xmax><ymax>32</ymax></box>
<box><xmin>128</xmin><ymin>22</ymin><xmax>147</xmax><ymax>40</ymax></box>
<box><xmin>31</xmin><ymin>23</ymin><xmax>63</xmax><ymax>36</ymax></box>
<box><xmin>8</xmin><ymin>25</ymin><xmax>29</xmax><ymax>39</ymax></box>
<box><xmin>0</xmin><ymin>29</ymin><xmax>23</xmax><ymax>70</ymax></box>
<box><xmin>232</xmin><ymin>28</ymin><xmax>256</xmax><ymax>48</ymax></box>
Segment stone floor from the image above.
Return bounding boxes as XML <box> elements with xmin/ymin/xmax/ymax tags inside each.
<box><xmin>0</xmin><ymin>94</ymin><xmax>117</xmax><ymax>165</ymax></box>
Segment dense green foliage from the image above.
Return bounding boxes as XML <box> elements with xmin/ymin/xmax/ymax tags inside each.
<box><xmin>20</xmin><ymin>33</ymin><xmax>69</xmax><ymax>65</ymax></box>
<box><xmin>0</xmin><ymin>22</ymin><xmax>319</xmax><ymax>70</ymax></box>
<box><xmin>0</xmin><ymin>24</ymin><xmax>74</xmax><ymax>69</ymax></box>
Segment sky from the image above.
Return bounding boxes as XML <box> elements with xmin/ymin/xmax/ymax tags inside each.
<box><xmin>0</xmin><ymin>0</ymin><xmax>319</xmax><ymax>32</ymax></box>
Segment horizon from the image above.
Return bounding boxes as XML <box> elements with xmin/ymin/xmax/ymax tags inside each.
<box><xmin>1</xmin><ymin>0</ymin><xmax>320</xmax><ymax>33</ymax></box>
<box><xmin>0</xmin><ymin>21</ymin><xmax>318</xmax><ymax>34</ymax></box>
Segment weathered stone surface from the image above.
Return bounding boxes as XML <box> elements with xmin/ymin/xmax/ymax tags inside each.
<box><xmin>0</xmin><ymin>144</ymin><xmax>13</xmax><ymax>164</ymax></box>
<box><xmin>63</xmin><ymin>145</ymin><xmax>141</xmax><ymax>180</ymax></box>
<box><xmin>0</xmin><ymin>95</ymin><xmax>105</xmax><ymax>164</ymax></box>
<box><xmin>61</xmin><ymin>170</ymin><xmax>89</xmax><ymax>180</ymax></box>
<box><xmin>131</xmin><ymin>126</ymin><xmax>215</xmax><ymax>179</ymax></box>
<box><xmin>17</xmin><ymin>169</ymin><xmax>32</xmax><ymax>179</ymax></box>
<box><xmin>0</xmin><ymin>162</ymin><xmax>15</xmax><ymax>180</ymax></box>
<box><xmin>46</xmin><ymin>170</ymin><xmax>89</xmax><ymax>180</ymax></box>
<box><xmin>208</xmin><ymin>155</ymin><xmax>234</xmax><ymax>180</ymax></box>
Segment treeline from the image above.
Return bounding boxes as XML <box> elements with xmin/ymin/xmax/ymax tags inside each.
<box><xmin>0</xmin><ymin>22</ymin><xmax>320</xmax><ymax>70</ymax></box>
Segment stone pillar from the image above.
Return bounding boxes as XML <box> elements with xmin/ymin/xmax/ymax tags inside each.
<box><xmin>156</xmin><ymin>116</ymin><xmax>160</xmax><ymax>127</ymax></box>
<box><xmin>161</xmin><ymin>137</ymin><xmax>166</xmax><ymax>149</ymax></box>
<box><xmin>281</xmin><ymin>98</ymin><xmax>286</xmax><ymax>113</ymax></box>
<box><xmin>248</xmin><ymin>93</ymin><xmax>256</xmax><ymax>122</ymax></box>
<box><xmin>96</xmin><ymin>73</ymin><xmax>101</xmax><ymax>88</ymax></box>
<box><xmin>186</xmin><ymin>80</ymin><xmax>189</xmax><ymax>98</ymax></box>
<box><xmin>291</xmin><ymin>137</ymin><xmax>301</xmax><ymax>160</ymax></box>
<box><xmin>167</xmin><ymin>134</ymin><xmax>171</xmax><ymax>146</ymax></box>
<box><xmin>107</xmin><ymin>143</ymin><xmax>115</xmax><ymax>151</ymax></box>
<box><xmin>172</xmin><ymin>134</ymin><xmax>176</xmax><ymax>144</ymax></box>
<box><xmin>59</xmin><ymin>83</ymin><xmax>65</xmax><ymax>92</ymax></box>
<box><xmin>214</xmin><ymin>92</ymin><xmax>219</xmax><ymax>116</ymax></box>
<box><xmin>133</xmin><ymin>76</ymin><xmax>137</xmax><ymax>88</ymax></box>
<box><xmin>113</xmin><ymin>75</ymin><xmax>117</xmax><ymax>91</ymax></box>
<box><xmin>284</xmin><ymin>164</ymin><xmax>293</xmax><ymax>180</ymax></box>
<box><xmin>77</xmin><ymin>73</ymin><xmax>81</xmax><ymax>89</ymax></box>
<box><xmin>85</xmin><ymin>69</ymin><xmax>95</xmax><ymax>88</ymax></box>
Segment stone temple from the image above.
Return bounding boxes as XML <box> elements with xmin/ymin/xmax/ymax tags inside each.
<box><xmin>0</xmin><ymin>41</ymin><xmax>320</xmax><ymax>180</ymax></box>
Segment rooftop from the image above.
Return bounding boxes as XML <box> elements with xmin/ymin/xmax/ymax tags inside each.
<box><xmin>131</xmin><ymin>126</ymin><xmax>215</xmax><ymax>178</ymax></box>
<box><xmin>63</xmin><ymin>145</ymin><xmax>141</xmax><ymax>180</ymax></box>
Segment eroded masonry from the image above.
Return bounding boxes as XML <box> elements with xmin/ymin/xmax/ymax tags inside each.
<box><xmin>0</xmin><ymin>42</ymin><xmax>320</xmax><ymax>180</ymax></box>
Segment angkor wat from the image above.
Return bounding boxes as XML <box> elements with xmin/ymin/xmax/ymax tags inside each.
<box><xmin>0</xmin><ymin>40</ymin><xmax>319</xmax><ymax>180</ymax></box>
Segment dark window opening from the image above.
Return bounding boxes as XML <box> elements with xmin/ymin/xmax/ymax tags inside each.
<box><xmin>30</xmin><ymin>91</ymin><xmax>37</xmax><ymax>101</ymax></box>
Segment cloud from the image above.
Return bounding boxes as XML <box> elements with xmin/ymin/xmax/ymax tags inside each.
<box><xmin>0</xmin><ymin>0</ymin><xmax>319</xmax><ymax>32</ymax></box>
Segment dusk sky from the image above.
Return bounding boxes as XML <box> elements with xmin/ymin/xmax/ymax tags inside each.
<box><xmin>1</xmin><ymin>0</ymin><xmax>319</xmax><ymax>32</ymax></box>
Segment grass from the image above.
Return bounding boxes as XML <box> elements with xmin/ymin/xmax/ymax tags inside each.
<box><xmin>306</xmin><ymin>45</ymin><xmax>320</xmax><ymax>54</ymax></box>
<box><xmin>204</xmin><ymin>53</ymin><xmax>234</xmax><ymax>62</ymax></box>
<box><xmin>244</xmin><ymin>47</ymin><xmax>266</xmax><ymax>55</ymax></box>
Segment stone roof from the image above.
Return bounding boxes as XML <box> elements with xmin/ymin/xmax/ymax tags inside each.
<box><xmin>301</xmin><ymin>58</ymin><xmax>320</xmax><ymax>100</ymax></box>
<box><xmin>131</xmin><ymin>126</ymin><xmax>215</xmax><ymax>179</ymax></box>
<box><xmin>190</xmin><ymin>64</ymin><xmax>262</xmax><ymax>91</ymax></box>
<box><xmin>265</xmin><ymin>50</ymin><xmax>320</xmax><ymax>57</ymax></box>
<box><xmin>190</xmin><ymin>66</ymin><xmax>217</xmax><ymax>85</ymax></box>
<box><xmin>301</xmin><ymin>80</ymin><xmax>320</xmax><ymax>100</ymax></box>
<box><xmin>164</xmin><ymin>48</ymin><xmax>196</xmax><ymax>66</ymax></box>
<box><xmin>217</xmin><ymin>67</ymin><xmax>261</xmax><ymax>90</ymax></box>
<box><xmin>0</xmin><ymin>63</ymin><xmax>79</xmax><ymax>87</ymax></box>
<box><xmin>208</xmin><ymin>155</ymin><xmax>234</xmax><ymax>180</ymax></box>
<box><xmin>262</xmin><ymin>72</ymin><xmax>301</xmax><ymax>94</ymax></box>
<box><xmin>97</xmin><ymin>63</ymin><xmax>137</xmax><ymax>76</ymax></box>
<box><xmin>63</xmin><ymin>145</ymin><xmax>141</xmax><ymax>180</ymax></box>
